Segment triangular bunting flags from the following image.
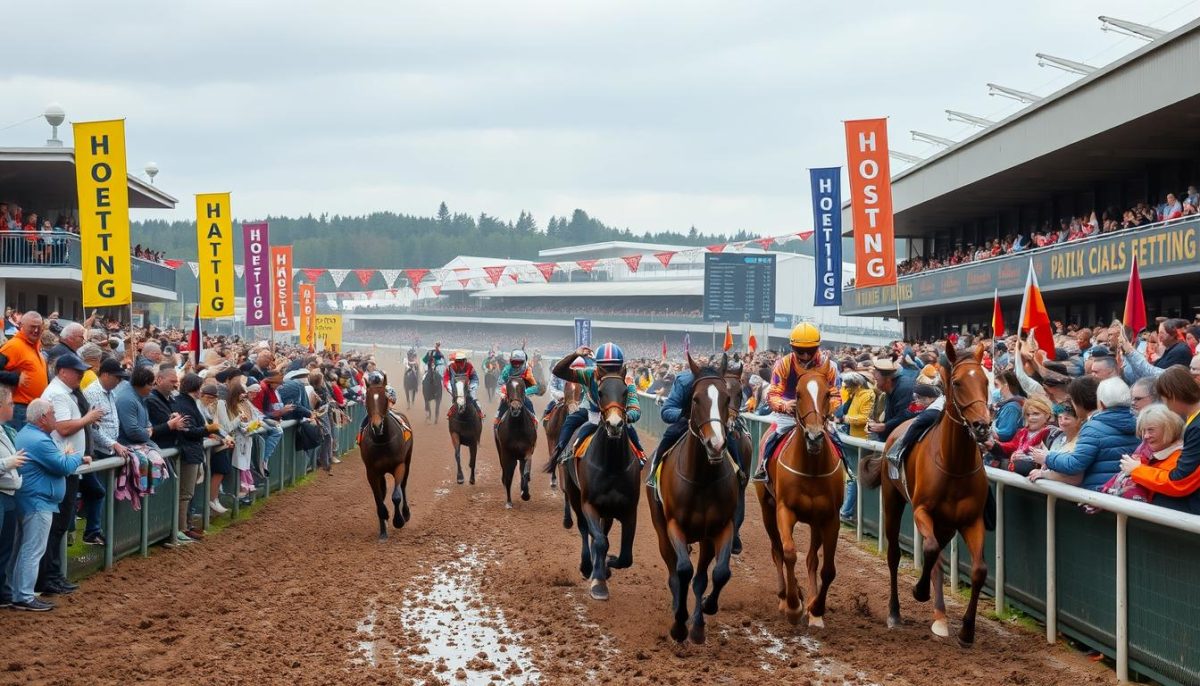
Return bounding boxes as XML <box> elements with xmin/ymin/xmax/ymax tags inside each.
<box><xmin>405</xmin><ymin>269</ymin><xmax>430</xmax><ymax>288</ymax></box>
<box><xmin>754</xmin><ymin>237</ymin><xmax>774</xmax><ymax>251</ymax></box>
<box><xmin>534</xmin><ymin>262</ymin><xmax>557</xmax><ymax>281</ymax></box>
<box><xmin>796</xmin><ymin>230</ymin><xmax>814</xmax><ymax>241</ymax></box>
<box><xmin>364</xmin><ymin>290</ymin><xmax>374</xmax><ymax>300</ymax></box>
<box><xmin>622</xmin><ymin>255</ymin><xmax>642</xmax><ymax>272</ymax></box>
<box><xmin>387</xmin><ymin>288</ymin><xmax>398</xmax><ymax>296</ymax></box>
<box><xmin>483</xmin><ymin>266</ymin><xmax>506</xmax><ymax>285</ymax></box>
<box><xmin>432</xmin><ymin>285</ymin><xmax>442</xmax><ymax>296</ymax></box>
<box><xmin>707</xmin><ymin>244</ymin><xmax>726</xmax><ymax>253</ymax></box>
<box><xmin>459</xmin><ymin>278</ymin><xmax>471</xmax><ymax>289</ymax></box>
<box><xmin>508</xmin><ymin>273</ymin><xmax>519</xmax><ymax>282</ymax></box>
<box><xmin>234</xmin><ymin>264</ymin><xmax>245</xmax><ymax>279</ymax></box>
<box><xmin>328</xmin><ymin>268</ymin><xmax>351</xmax><ymax>287</ymax></box>
<box><xmin>163</xmin><ymin>258</ymin><xmax>183</xmax><ymax>269</ymax></box>
<box><xmin>654</xmin><ymin>251</ymin><xmax>675</xmax><ymax>268</ymax></box>
<box><xmin>301</xmin><ymin>268</ymin><xmax>326</xmax><ymax>284</ymax></box>
<box><xmin>379</xmin><ymin>269</ymin><xmax>402</xmax><ymax>288</ymax></box>
<box><xmin>187</xmin><ymin>261</ymin><xmax>200</xmax><ymax>278</ymax></box>
<box><xmin>291</xmin><ymin>267</ymin><xmax>301</xmax><ymax>278</ymax></box>
<box><xmin>354</xmin><ymin>269</ymin><xmax>376</xmax><ymax>287</ymax></box>
<box><xmin>576</xmin><ymin>259</ymin><xmax>598</xmax><ymax>273</ymax></box>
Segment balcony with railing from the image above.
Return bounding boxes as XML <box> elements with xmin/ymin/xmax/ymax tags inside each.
<box><xmin>0</xmin><ymin>231</ymin><xmax>177</xmax><ymax>295</ymax></box>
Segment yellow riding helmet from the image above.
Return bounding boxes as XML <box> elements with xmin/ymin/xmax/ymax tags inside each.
<box><xmin>788</xmin><ymin>322</ymin><xmax>821</xmax><ymax>348</ymax></box>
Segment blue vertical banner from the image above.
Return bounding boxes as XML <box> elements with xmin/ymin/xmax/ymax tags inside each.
<box><xmin>810</xmin><ymin>167</ymin><xmax>843</xmax><ymax>306</ymax></box>
<box><xmin>574</xmin><ymin>318</ymin><xmax>592</xmax><ymax>348</ymax></box>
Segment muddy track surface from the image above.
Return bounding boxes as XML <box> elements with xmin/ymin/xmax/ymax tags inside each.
<box><xmin>3</xmin><ymin>351</ymin><xmax>1112</xmax><ymax>686</ymax></box>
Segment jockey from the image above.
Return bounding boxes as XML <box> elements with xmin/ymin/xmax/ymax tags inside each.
<box><xmin>495</xmin><ymin>349</ymin><xmax>540</xmax><ymax>422</ymax></box>
<box><xmin>358</xmin><ymin>370</ymin><xmax>400</xmax><ymax>431</ymax></box>
<box><xmin>543</xmin><ymin>357</ymin><xmax>586</xmax><ymax>419</ymax></box>
<box><xmin>443</xmin><ymin>350</ymin><xmax>483</xmax><ymax>418</ymax></box>
<box><xmin>550</xmin><ymin>343</ymin><xmax>643</xmax><ymax>463</ymax></box>
<box><xmin>645</xmin><ymin>356</ymin><xmax>745</xmax><ymax>487</ymax></box>
<box><xmin>752</xmin><ymin>322</ymin><xmax>842</xmax><ymax>481</ymax></box>
<box><xmin>422</xmin><ymin>342</ymin><xmax>446</xmax><ymax>373</ymax></box>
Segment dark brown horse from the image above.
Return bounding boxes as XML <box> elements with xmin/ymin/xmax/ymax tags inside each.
<box><xmin>860</xmin><ymin>343</ymin><xmax>991</xmax><ymax>645</ymax></box>
<box><xmin>447</xmin><ymin>370</ymin><xmax>482</xmax><ymax>485</ymax></box>
<box><xmin>403</xmin><ymin>361</ymin><xmax>419</xmax><ymax>408</ymax></box>
<box><xmin>647</xmin><ymin>355</ymin><xmax>739</xmax><ymax>643</ymax></box>
<box><xmin>359</xmin><ymin>380</ymin><xmax>414</xmax><ymax>540</ymax></box>
<box><xmin>543</xmin><ymin>381</ymin><xmax>582</xmax><ymax>490</ymax></box>
<box><xmin>494</xmin><ymin>377</ymin><xmax>537</xmax><ymax>508</ymax></box>
<box><xmin>422</xmin><ymin>358</ymin><xmax>443</xmax><ymax>423</ymax></box>
<box><xmin>756</xmin><ymin>365</ymin><xmax>843</xmax><ymax>627</ymax></box>
<box><xmin>722</xmin><ymin>359</ymin><xmax>752</xmax><ymax>555</ymax></box>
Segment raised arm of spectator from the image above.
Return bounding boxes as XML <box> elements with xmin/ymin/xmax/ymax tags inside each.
<box><xmin>1012</xmin><ymin>340</ymin><xmax>1046</xmax><ymax>398</ymax></box>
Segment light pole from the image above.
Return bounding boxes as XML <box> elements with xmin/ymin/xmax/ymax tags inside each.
<box><xmin>43</xmin><ymin>103</ymin><xmax>65</xmax><ymax>147</ymax></box>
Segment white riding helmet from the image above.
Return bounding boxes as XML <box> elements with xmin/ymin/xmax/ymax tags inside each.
<box><xmin>510</xmin><ymin>350</ymin><xmax>528</xmax><ymax>364</ymax></box>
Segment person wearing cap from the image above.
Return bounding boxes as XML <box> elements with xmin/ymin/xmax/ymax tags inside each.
<box><xmin>82</xmin><ymin>359</ymin><xmax>132</xmax><ymax>547</ymax></box>
<box><xmin>495</xmin><ymin>349</ymin><xmax>540</xmax><ymax>423</ymax></box>
<box><xmin>421</xmin><ymin>342</ymin><xmax>446</xmax><ymax>375</ymax></box>
<box><xmin>550</xmin><ymin>343</ymin><xmax>641</xmax><ymax>463</ymax></box>
<box><xmin>443</xmin><ymin>351</ymin><xmax>482</xmax><ymax>419</ymax></box>
<box><xmin>867</xmin><ymin>356</ymin><xmax>918</xmax><ymax>443</ymax></box>
<box><xmin>214</xmin><ymin>366</ymin><xmax>245</xmax><ymax>401</ymax></box>
<box><xmin>880</xmin><ymin>380</ymin><xmax>944</xmax><ymax>478</ymax></box>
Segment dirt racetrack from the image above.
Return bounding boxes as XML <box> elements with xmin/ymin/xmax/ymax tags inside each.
<box><xmin>2</xmin><ymin>350</ymin><xmax>1113</xmax><ymax>686</ymax></box>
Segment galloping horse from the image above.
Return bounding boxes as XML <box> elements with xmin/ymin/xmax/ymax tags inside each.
<box><xmin>543</xmin><ymin>381</ymin><xmax>582</xmax><ymax>490</ymax></box>
<box><xmin>484</xmin><ymin>363</ymin><xmax>499</xmax><ymax>401</ymax></box>
<box><xmin>422</xmin><ymin>358</ymin><xmax>443</xmax><ymax>423</ymax></box>
<box><xmin>860</xmin><ymin>343</ymin><xmax>991</xmax><ymax>645</ymax></box>
<box><xmin>494</xmin><ymin>377</ymin><xmax>537</xmax><ymax>508</ymax></box>
<box><xmin>756</xmin><ymin>366</ymin><xmax>843</xmax><ymax>627</ymax></box>
<box><xmin>447</xmin><ymin>371</ymin><xmax>482</xmax><ymax>485</ymax></box>
<box><xmin>359</xmin><ymin>380</ymin><xmax>414</xmax><ymax>540</ymax></box>
<box><xmin>722</xmin><ymin>359</ymin><xmax>752</xmax><ymax>555</ymax></box>
<box><xmin>403</xmin><ymin>362</ymin><xmax>419</xmax><ymax>408</ymax></box>
<box><xmin>549</xmin><ymin>371</ymin><xmax>640</xmax><ymax>601</ymax></box>
<box><xmin>647</xmin><ymin>355</ymin><xmax>739</xmax><ymax>644</ymax></box>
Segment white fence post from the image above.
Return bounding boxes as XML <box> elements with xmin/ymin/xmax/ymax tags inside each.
<box><xmin>1116</xmin><ymin>513</ymin><xmax>1128</xmax><ymax>682</ymax></box>
<box><xmin>995</xmin><ymin>482</ymin><xmax>1006</xmax><ymax>614</ymax></box>
<box><xmin>1045</xmin><ymin>494</ymin><xmax>1057</xmax><ymax>645</ymax></box>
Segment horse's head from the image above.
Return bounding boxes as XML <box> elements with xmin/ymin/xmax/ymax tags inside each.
<box><xmin>504</xmin><ymin>377</ymin><xmax>526</xmax><ymax>419</ymax></box>
<box><xmin>564</xmin><ymin>382</ymin><xmax>582</xmax><ymax>414</ymax></box>
<box><xmin>795</xmin><ymin>367</ymin><xmax>833</xmax><ymax>456</ymax></box>
<box><xmin>596</xmin><ymin>368</ymin><xmax>629</xmax><ymax>439</ymax></box>
<box><xmin>720</xmin><ymin>354</ymin><xmax>743</xmax><ymax>431</ymax></box>
<box><xmin>688</xmin><ymin>353</ymin><xmax>730</xmax><ymax>463</ymax></box>
<box><xmin>942</xmin><ymin>343</ymin><xmax>992</xmax><ymax>443</ymax></box>
<box><xmin>452</xmin><ymin>372</ymin><xmax>470</xmax><ymax>411</ymax></box>
<box><xmin>364</xmin><ymin>383</ymin><xmax>389</xmax><ymax>431</ymax></box>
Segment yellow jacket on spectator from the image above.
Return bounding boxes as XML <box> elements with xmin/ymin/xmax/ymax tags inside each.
<box><xmin>843</xmin><ymin>387</ymin><xmax>875</xmax><ymax>439</ymax></box>
<box><xmin>81</xmin><ymin>369</ymin><xmax>97</xmax><ymax>389</ymax></box>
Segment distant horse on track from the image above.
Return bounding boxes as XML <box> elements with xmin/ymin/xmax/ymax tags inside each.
<box><xmin>484</xmin><ymin>364</ymin><xmax>499</xmax><ymax>402</ymax></box>
<box><xmin>447</xmin><ymin>370</ymin><xmax>482</xmax><ymax>485</ymax></box>
<box><xmin>359</xmin><ymin>380</ymin><xmax>414</xmax><ymax>540</ymax></box>
<box><xmin>422</xmin><ymin>360</ymin><xmax>443</xmax><ymax>424</ymax></box>
<box><xmin>403</xmin><ymin>362</ymin><xmax>419</xmax><ymax>409</ymax></box>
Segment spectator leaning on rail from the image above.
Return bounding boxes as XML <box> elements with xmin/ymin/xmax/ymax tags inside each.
<box><xmin>0</xmin><ymin>311</ymin><xmax>49</xmax><ymax>429</ymax></box>
<box><xmin>172</xmin><ymin>373</ymin><xmax>211</xmax><ymax>540</ymax></box>
<box><xmin>0</xmin><ymin>386</ymin><xmax>29</xmax><ymax>607</ymax></box>
<box><xmin>1116</xmin><ymin>367</ymin><xmax>1200</xmax><ymax>513</ymax></box>
<box><xmin>9</xmin><ymin>398</ymin><xmax>89</xmax><ymax>612</ymax></box>
<box><xmin>82</xmin><ymin>359</ymin><xmax>130</xmax><ymax>546</ymax></box>
<box><xmin>1033</xmin><ymin>377</ymin><xmax>1139</xmax><ymax>490</ymax></box>
<box><xmin>1093</xmin><ymin>403</ymin><xmax>1185</xmax><ymax>508</ymax></box>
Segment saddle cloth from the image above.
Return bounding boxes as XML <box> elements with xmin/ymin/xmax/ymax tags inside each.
<box><xmin>570</xmin><ymin>430</ymin><xmax>645</xmax><ymax>462</ymax></box>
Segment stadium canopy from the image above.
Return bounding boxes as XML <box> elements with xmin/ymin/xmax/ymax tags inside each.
<box><xmin>0</xmin><ymin>147</ymin><xmax>176</xmax><ymax>210</ymax></box>
<box><xmin>538</xmin><ymin>240</ymin><xmax>693</xmax><ymax>260</ymax></box>
<box><xmin>470</xmin><ymin>278</ymin><xmax>702</xmax><ymax>299</ymax></box>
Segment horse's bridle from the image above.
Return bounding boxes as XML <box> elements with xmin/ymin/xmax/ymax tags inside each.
<box><xmin>687</xmin><ymin>377</ymin><xmax>729</xmax><ymax>462</ymax></box>
<box><xmin>942</xmin><ymin>359</ymin><xmax>991</xmax><ymax>434</ymax></box>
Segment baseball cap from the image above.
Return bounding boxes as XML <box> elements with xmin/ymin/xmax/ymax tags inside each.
<box><xmin>55</xmin><ymin>352</ymin><xmax>90</xmax><ymax>373</ymax></box>
<box><xmin>98</xmin><ymin>358</ymin><xmax>130</xmax><ymax>379</ymax></box>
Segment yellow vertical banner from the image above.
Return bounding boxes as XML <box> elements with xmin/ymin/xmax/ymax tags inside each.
<box><xmin>73</xmin><ymin>120</ymin><xmax>132</xmax><ymax>307</ymax></box>
<box><xmin>298</xmin><ymin>284</ymin><xmax>316</xmax><ymax>347</ymax></box>
<box><xmin>196</xmin><ymin>193</ymin><xmax>234</xmax><ymax>318</ymax></box>
<box><xmin>314</xmin><ymin>314</ymin><xmax>343</xmax><ymax>351</ymax></box>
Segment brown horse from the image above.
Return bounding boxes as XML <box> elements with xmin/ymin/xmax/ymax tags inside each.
<box><xmin>860</xmin><ymin>343</ymin><xmax>991</xmax><ymax>645</ymax></box>
<box><xmin>359</xmin><ymin>380</ymin><xmax>414</xmax><ymax>540</ymax></box>
<box><xmin>647</xmin><ymin>355</ymin><xmax>739</xmax><ymax>643</ymax></box>
<box><xmin>543</xmin><ymin>381</ymin><xmax>582</xmax><ymax>490</ymax></box>
<box><xmin>755</xmin><ymin>365</ymin><xmax>844</xmax><ymax>627</ymax></box>
<box><xmin>447</xmin><ymin>370</ymin><xmax>482</xmax><ymax>485</ymax></box>
<box><xmin>494</xmin><ymin>377</ymin><xmax>537</xmax><ymax>509</ymax></box>
<box><xmin>722</xmin><ymin>359</ymin><xmax>752</xmax><ymax>555</ymax></box>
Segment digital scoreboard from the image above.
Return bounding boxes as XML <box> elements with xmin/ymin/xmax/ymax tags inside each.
<box><xmin>703</xmin><ymin>253</ymin><xmax>776</xmax><ymax>323</ymax></box>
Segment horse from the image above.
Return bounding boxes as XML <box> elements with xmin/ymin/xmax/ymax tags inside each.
<box><xmin>859</xmin><ymin>343</ymin><xmax>991</xmax><ymax>645</ymax></box>
<box><xmin>447</xmin><ymin>370</ymin><xmax>482</xmax><ymax>485</ymax></box>
<box><xmin>722</xmin><ymin>360</ymin><xmax>753</xmax><ymax>555</ymax></box>
<box><xmin>547</xmin><ymin>370</ymin><xmax>640</xmax><ymax>601</ymax></box>
<box><xmin>647</xmin><ymin>355</ymin><xmax>739</xmax><ymax>643</ymax></box>
<box><xmin>494</xmin><ymin>377</ymin><xmax>537</xmax><ymax>509</ymax></box>
<box><xmin>403</xmin><ymin>362</ymin><xmax>419</xmax><ymax>408</ymax></box>
<box><xmin>543</xmin><ymin>381</ymin><xmax>582</xmax><ymax>490</ymax></box>
<box><xmin>755</xmin><ymin>365</ymin><xmax>844</xmax><ymax>628</ymax></box>
<box><xmin>422</xmin><ymin>360</ymin><xmax>443</xmax><ymax>424</ymax></box>
<box><xmin>358</xmin><ymin>380</ymin><xmax>414</xmax><ymax>540</ymax></box>
<box><xmin>484</xmin><ymin>364</ymin><xmax>499</xmax><ymax>401</ymax></box>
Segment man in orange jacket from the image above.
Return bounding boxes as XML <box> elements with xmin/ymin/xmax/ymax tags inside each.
<box><xmin>0</xmin><ymin>312</ymin><xmax>49</xmax><ymax>429</ymax></box>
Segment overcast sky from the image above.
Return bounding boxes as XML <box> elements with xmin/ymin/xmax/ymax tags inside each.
<box><xmin>2</xmin><ymin>1</ymin><xmax>1196</xmax><ymax>234</ymax></box>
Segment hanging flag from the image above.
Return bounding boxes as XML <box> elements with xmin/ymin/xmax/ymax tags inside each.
<box><xmin>73</xmin><ymin>119</ymin><xmax>133</xmax><ymax>308</ymax></box>
<box><xmin>810</xmin><ymin>167</ymin><xmax>843</xmax><ymax>306</ymax></box>
<box><xmin>748</xmin><ymin>325</ymin><xmax>758</xmax><ymax>354</ymax></box>
<box><xmin>270</xmin><ymin>246</ymin><xmax>294</xmax><ymax>332</ymax></box>
<box><xmin>328</xmin><ymin>268</ymin><xmax>350</xmax><ymax>287</ymax></box>
<box><xmin>301</xmin><ymin>267</ymin><xmax>326</xmax><ymax>284</ymax></box>
<box><xmin>533</xmin><ymin>262</ymin><xmax>557</xmax><ymax>281</ymax></box>
<box><xmin>187</xmin><ymin>262</ymin><xmax>200</xmax><ymax>277</ymax></box>
<box><xmin>405</xmin><ymin>268</ymin><xmax>430</xmax><ymax>289</ymax></box>
<box><xmin>458</xmin><ymin>278</ymin><xmax>471</xmax><ymax>289</ymax></box>
<box><xmin>483</xmin><ymin>266</ymin><xmax>506</xmax><ymax>284</ymax></box>
<box><xmin>1123</xmin><ymin>255</ymin><xmax>1147</xmax><ymax>335</ymax></box>
<box><xmin>723</xmin><ymin>324</ymin><xmax>733</xmax><ymax>351</ymax></box>
<box><xmin>508</xmin><ymin>273</ymin><xmax>519</xmax><ymax>282</ymax></box>
<box><xmin>234</xmin><ymin>264</ymin><xmax>245</xmax><ymax>279</ymax></box>
<box><xmin>187</xmin><ymin>306</ymin><xmax>202</xmax><ymax>358</ymax></box>
<box><xmin>661</xmin><ymin>336</ymin><xmax>667</xmax><ymax>361</ymax></box>
<box><xmin>753</xmin><ymin>237</ymin><xmax>774</xmax><ymax>251</ymax></box>
<box><xmin>622</xmin><ymin>254</ymin><xmax>642</xmax><ymax>272</ymax></box>
<box><xmin>379</xmin><ymin>269</ymin><xmax>401</xmax><ymax>288</ymax></box>
<box><xmin>576</xmin><ymin>259</ymin><xmax>598</xmax><ymax>272</ymax></box>
<box><xmin>242</xmin><ymin>222</ymin><xmax>271</xmax><ymax>326</ymax></box>
<box><xmin>299</xmin><ymin>283</ymin><xmax>316</xmax><ymax>348</ymax></box>
<box><xmin>796</xmin><ymin>230</ymin><xmax>814</xmax><ymax>241</ymax></box>
<box><xmin>163</xmin><ymin>258</ymin><xmax>184</xmax><ymax>270</ymax></box>
<box><xmin>844</xmin><ymin>118</ymin><xmax>897</xmax><ymax>288</ymax></box>
<box><xmin>654</xmin><ymin>251</ymin><xmax>675</xmax><ymax>268</ymax></box>
<box><xmin>354</xmin><ymin>269</ymin><xmax>376</xmax><ymax>288</ymax></box>
<box><xmin>1017</xmin><ymin>259</ymin><xmax>1055</xmax><ymax>356</ymax></box>
<box><xmin>991</xmin><ymin>289</ymin><xmax>1005</xmax><ymax>339</ymax></box>
<box><xmin>196</xmin><ymin>193</ymin><xmax>235</xmax><ymax>318</ymax></box>
<box><xmin>707</xmin><ymin>244</ymin><xmax>726</xmax><ymax>254</ymax></box>
<box><xmin>432</xmin><ymin>285</ymin><xmax>442</xmax><ymax>296</ymax></box>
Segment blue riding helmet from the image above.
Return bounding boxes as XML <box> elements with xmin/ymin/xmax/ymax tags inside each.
<box><xmin>594</xmin><ymin>342</ymin><xmax>624</xmax><ymax>370</ymax></box>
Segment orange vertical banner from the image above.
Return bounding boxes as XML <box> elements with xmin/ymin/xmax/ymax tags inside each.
<box><xmin>270</xmin><ymin>246</ymin><xmax>294</xmax><ymax>332</ymax></box>
<box><xmin>298</xmin><ymin>283</ymin><xmax>316</xmax><ymax>348</ymax></box>
<box><xmin>844</xmin><ymin>118</ymin><xmax>896</xmax><ymax>288</ymax></box>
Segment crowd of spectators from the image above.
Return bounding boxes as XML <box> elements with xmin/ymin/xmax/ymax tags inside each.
<box><xmin>0</xmin><ymin>202</ymin><xmax>168</xmax><ymax>265</ymax></box>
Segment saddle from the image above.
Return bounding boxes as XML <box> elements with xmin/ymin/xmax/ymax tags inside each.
<box><xmin>358</xmin><ymin>411</ymin><xmax>412</xmax><ymax>445</ymax></box>
<box><xmin>885</xmin><ymin>419</ymin><xmax>937</xmax><ymax>482</ymax></box>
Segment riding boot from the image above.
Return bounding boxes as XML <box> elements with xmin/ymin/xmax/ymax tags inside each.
<box><xmin>885</xmin><ymin>435</ymin><xmax>908</xmax><ymax>481</ymax></box>
<box><xmin>753</xmin><ymin>431</ymin><xmax>783</xmax><ymax>482</ymax></box>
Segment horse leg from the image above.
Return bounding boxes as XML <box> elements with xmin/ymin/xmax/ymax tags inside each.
<box><xmin>500</xmin><ymin>453</ymin><xmax>516</xmax><ymax>509</ymax></box>
<box><xmin>391</xmin><ymin>463</ymin><xmax>408</xmax><ymax>529</ymax></box>
<box><xmin>648</xmin><ymin>497</ymin><xmax>681</xmax><ymax>641</ymax></box>
<box><xmin>468</xmin><ymin>443</ymin><xmax>477</xmax><ymax>485</ymax></box>
<box><xmin>688</xmin><ymin>538</ymin><xmax>715</xmax><ymax>644</ymax></box>
<box><xmin>368</xmin><ymin>471</ymin><xmax>388</xmax><ymax>540</ymax></box>
<box><xmin>911</xmin><ymin>505</ymin><xmax>941</xmax><ymax>603</ymax></box>
<box><xmin>434</xmin><ymin>397</ymin><xmax>441</xmax><ymax>424</ymax></box>
<box><xmin>400</xmin><ymin>446</ymin><xmax>413</xmax><ymax>523</ymax></box>
<box><xmin>756</xmin><ymin>486</ymin><xmax>788</xmax><ymax>611</ymax></box>
<box><xmin>582</xmin><ymin>504</ymin><xmax>611</xmax><ymax>600</ymax></box>
<box><xmin>958</xmin><ymin>518</ymin><xmax>989</xmax><ymax>647</ymax></box>
<box><xmin>608</xmin><ymin>508</ymin><xmax>636</xmax><ymax>570</ymax></box>
<box><xmin>777</xmin><ymin>505</ymin><xmax>804</xmax><ymax>625</ymax></box>
<box><xmin>665</xmin><ymin>519</ymin><xmax>693</xmax><ymax>641</ymax></box>
<box><xmin>701</xmin><ymin>521</ymin><xmax>735</xmax><ymax>617</ymax></box>
<box><xmin>519</xmin><ymin>454</ymin><xmax>531</xmax><ymax>501</ymax></box>
<box><xmin>732</xmin><ymin>482</ymin><xmax>746</xmax><ymax>556</ymax></box>
<box><xmin>807</xmin><ymin>516</ymin><xmax>839</xmax><ymax>627</ymax></box>
<box><xmin>451</xmin><ymin>434</ymin><xmax>464</xmax><ymax>484</ymax></box>
<box><xmin>931</xmin><ymin>550</ymin><xmax>949</xmax><ymax>637</ymax></box>
<box><xmin>883</xmin><ymin>483</ymin><xmax>906</xmax><ymax>629</ymax></box>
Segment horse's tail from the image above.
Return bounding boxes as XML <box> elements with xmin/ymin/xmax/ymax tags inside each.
<box><xmin>542</xmin><ymin>453</ymin><xmax>560</xmax><ymax>475</ymax></box>
<box><xmin>859</xmin><ymin>452</ymin><xmax>883</xmax><ymax>490</ymax></box>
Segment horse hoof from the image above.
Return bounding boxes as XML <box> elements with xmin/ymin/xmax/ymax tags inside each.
<box><xmin>808</xmin><ymin>614</ymin><xmax>825</xmax><ymax>629</ymax></box>
<box><xmin>606</xmin><ymin>556</ymin><xmax>630</xmax><ymax>570</ymax></box>
<box><xmin>689</xmin><ymin>625</ymin><xmax>706</xmax><ymax>644</ymax></box>
<box><xmin>786</xmin><ymin>609</ymin><xmax>803</xmax><ymax>626</ymax></box>
<box><xmin>589</xmin><ymin>579</ymin><xmax>609</xmax><ymax>601</ymax></box>
<box><xmin>732</xmin><ymin>537</ymin><xmax>743</xmax><ymax>556</ymax></box>
<box><xmin>777</xmin><ymin>599</ymin><xmax>789</xmax><ymax>614</ymax></box>
<box><xmin>701</xmin><ymin>595</ymin><xmax>718</xmax><ymax>616</ymax></box>
<box><xmin>456</xmin><ymin>477</ymin><xmax>464</xmax><ymax>485</ymax></box>
<box><xmin>669</xmin><ymin>622</ymin><xmax>688</xmax><ymax>643</ymax></box>
<box><xmin>521</xmin><ymin>491</ymin><xmax>530</xmax><ymax>501</ymax></box>
<box><xmin>505</xmin><ymin>502</ymin><xmax>513</xmax><ymax>510</ymax></box>
<box><xmin>887</xmin><ymin>615</ymin><xmax>901</xmax><ymax>629</ymax></box>
<box><xmin>912</xmin><ymin>584</ymin><xmax>931</xmax><ymax>603</ymax></box>
<box><xmin>931</xmin><ymin>619</ymin><xmax>950</xmax><ymax>637</ymax></box>
<box><xmin>377</xmin><ymin>533</ymin><xmax>388</xmax><ymax>542</ymax></box>
<box><xmin>958</xmin><ymin>635</ymin><xmax>975</xmax><ymax>649</ymax></box>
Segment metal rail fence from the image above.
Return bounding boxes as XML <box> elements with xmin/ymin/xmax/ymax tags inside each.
<box><xmin>64</xmin><ymin>403</ymin><xmax>365</xmax><ymax>581</ymax></box>
<box><xmin>635</xmin><ymin>391</ymin><xmax>1200</xmax><ymax>685</ymax></box>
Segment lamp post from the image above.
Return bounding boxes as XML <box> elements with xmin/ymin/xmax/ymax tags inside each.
<box><xmin>43</xmin><ymin>103</ymin><xmax>65</xmax><ymax>147</ymax></box>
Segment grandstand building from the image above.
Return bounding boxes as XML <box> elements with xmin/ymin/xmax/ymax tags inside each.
<box><xmin>343</xmin><ymin>240</ymin><xmax>902</xmax><ymax>355</ymax></box>
<box><xmin>0</xmin><ymin>146</ymin><xmax>179</xmax><ymax>319</ymax></box>
<box><xmin>840</xmin><ymin>17</ymin><xmax>1200</xmax><ymax>340</ymax></box>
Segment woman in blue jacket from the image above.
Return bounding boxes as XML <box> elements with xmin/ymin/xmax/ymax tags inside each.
<box><xmin>1034</xmin><ymin>377</ymin><xmax>1140</xmax><ymax>490</ymax></box>
<box><xmin>992</xmin><ymin>369</ymin><xmax>1026</xmax><ymax>442</ymax></box>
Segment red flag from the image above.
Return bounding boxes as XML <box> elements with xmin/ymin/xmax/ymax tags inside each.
<box><xmin>405</xmin><ymin>268</ymin><xmax>430</xmax><ymax>288</ymax></box>
<box><xmin>991</xmin><ymin>289</ymin><xmax>1005</xmax><ymax>339</ymax></box>
<box><xmin>187</xmin><ymin>306</ymin><xmax>201</xmax><ymax>358</ymax></box>
<box><xmin>508</xmin><ymin>273</ymin><xmax>519</xmax><ymax>282</ymax></box>
<box><xmin>1123</xmin><ymin>255</ymin><xmax>1147</xmax><ymax>335</ymax></box>
<box><xmin>458</xmin><ymin>278</ymin><xmax>471</xmax><ymax>289</ymax></box>
<box><xmin>707</xmin><ymin>244</ymin><xmax>726</xmax><ymax>254</ymax></box>
<box><xmin>753</xmin><ymin>237</ymin><xmax>774</xmax><ymax>251</ymax></box>
<box><xmin>387</xmin><ymin>288</ymin><xmax>398</xmax><ymax>296</ymax></box>
<box><xmin>353</xmin><ymin>268</ymin><xmax>375</xmax><ymax>287</ymax></box>
<box><xmin>748</xmin><ymin>326</ymin><xmax>758</xmax><ymax>353</ymax></box>
<box><xmin>654</xmin><ymin>251</ymin><xmax>675</xmax><ymax>268</ymax></box>
<box><xmin>622</xmin><ymin>254</ymin><xmax>642</xmax><ymax>272</ymax></box>
<box><xmin>432</xmin><ymin>285</ymin><xmax>442</xmax><ymax>296</ymax></box>
<box><xmin>1018</xmin><ymin>259</ymin><xmax>1055</xmax><ymax>356</ymax></box>
<box><xmin>483</xmin><ymin>266</ymin><xmax>506</xmax><ymax>285</ymax></box>
<box><xmin>661</xmin><ymin>337</ymin><xmax>667</xmax><ymax>360</ymax></box>
<box><xmin>534</xmin><ymin>262</ymin><xmax>557</xmax><ymax>281</ymax></box>
<box><xmin>723</xmin><ymin>324</ymin><xmax>733</xmax><ymax>351</ymax></box>
<box><xmin>301</xmin><ymin>268</ymin><xmax>326</xmax><ymax>284</ymax></box>
<box><xmin>365</xmin><ymin>290</ymin><xmax>374</xmax><ymax>299</ymax></box>
<box><xmin>576</xmin><ymin>259</ymin><xmax>598</xmax><ymax>273</ymax></box>
<box><xmin>796</xmin><ymin>230</ymin><xmax>814</xmax><ymax>241</ymax></box>
<box><xmin>163</xmin><ymin>258</ymin><xmax>184</xmax><ymax>269</ymax></box>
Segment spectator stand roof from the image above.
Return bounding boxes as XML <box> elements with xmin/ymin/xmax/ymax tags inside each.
<box><xmin>0</xmin><ymin>146</ymin><xmax>177</xmax><ymax>211</ymax></box>
<box><xmin>841</xmin><ymin>16</ymin><xmax>1200</xmax><ymax>239</ymax></box>
<box><xmin>470</xmin><ymin>277</ymin><xmax>702</xmax><ymax>299</ymax></box>
<box><xmin>538</xmin><ymin>240</ymin><xmax>695</xmax><ymax>260</ymax></box>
